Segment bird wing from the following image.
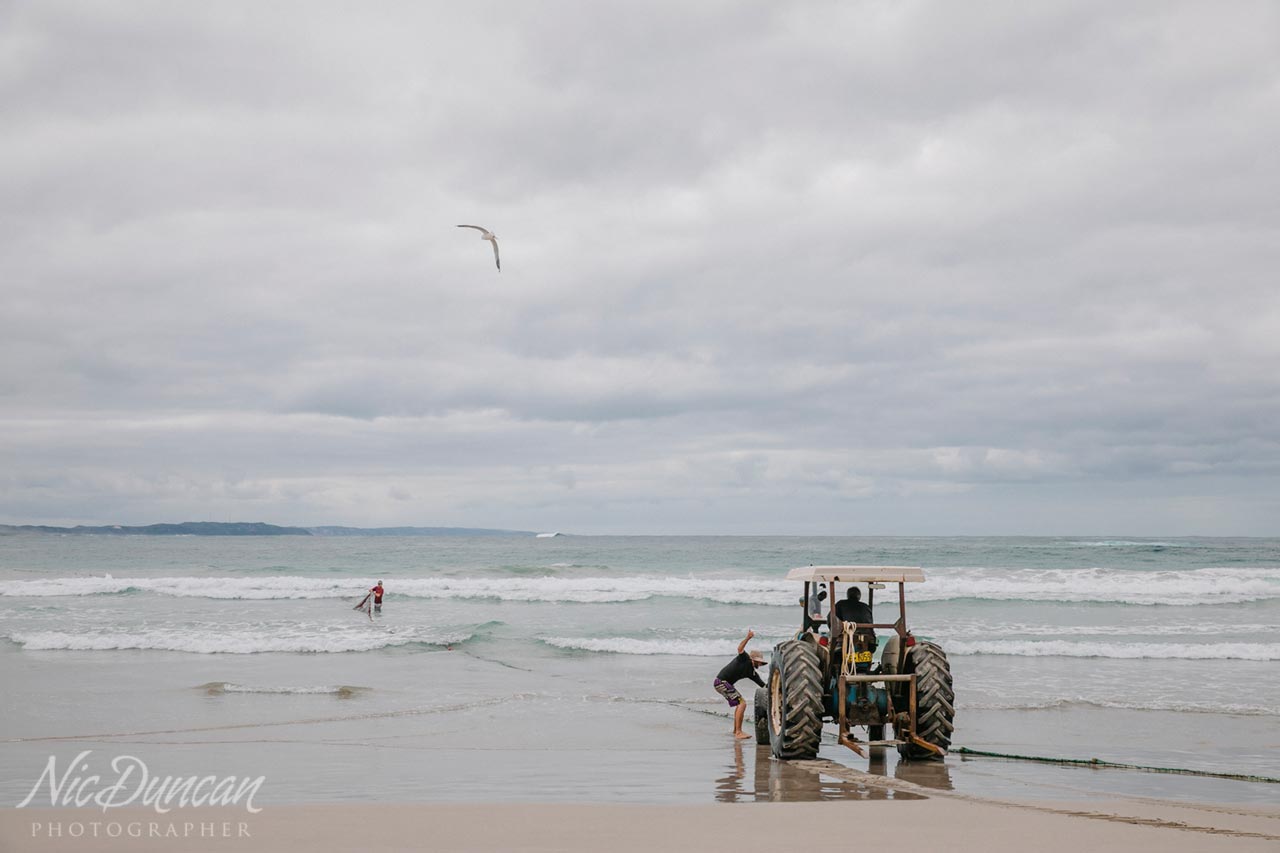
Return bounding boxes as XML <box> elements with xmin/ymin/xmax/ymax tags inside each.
<box><xmin>490</xmin><ymin>237</ymin><xmax>500</xmax><ymax>271</ymax></box>
<box><xmin>457</xmin><ymin>224</ymin><xmax>491</xmax><ymax>236</ymax></box>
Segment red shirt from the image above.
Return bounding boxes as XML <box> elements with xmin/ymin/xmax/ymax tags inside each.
<box><xmin>372</xmin><ymin>584</ymin><xmax>384</xmax><ymax>603</ymax></box>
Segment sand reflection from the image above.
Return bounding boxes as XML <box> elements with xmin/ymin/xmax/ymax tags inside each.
<box><xmin>714</xmin><ymin>742</ymin><xmax>926</xmax><ymax>802</ymax></box>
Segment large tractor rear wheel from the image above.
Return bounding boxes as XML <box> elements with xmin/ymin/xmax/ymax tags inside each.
<box><xmin>753</xmin><ymin>688</ymin><xmax>770</xmax><ymax>745</ymax></box>
<box><xmin>897</xmin><ymin>641</ymin><xmax>955</xmax><ymax>760</ymax></box>
<box><xmin>768</xmin><ymin>640</ymin><xmax>823</xmax><ymax>759</ymax></box>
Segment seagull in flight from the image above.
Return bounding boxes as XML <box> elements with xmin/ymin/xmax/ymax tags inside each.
<box><xmin>456</xmin><ymin>224</ymin><xmax>500</xmax><ymax>271</ymax></box>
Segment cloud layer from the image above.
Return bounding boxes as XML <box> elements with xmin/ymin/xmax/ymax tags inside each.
<box><xmin>2</xmin><ymin>1</ymin><xmax>1278</xmax><ymax>533</ymax></box>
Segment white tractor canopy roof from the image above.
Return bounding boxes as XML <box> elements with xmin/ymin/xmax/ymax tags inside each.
<box><xmin>786</xmin><ymin>566</ymin><xmax>926</xmax><ymax>584</ymax></box>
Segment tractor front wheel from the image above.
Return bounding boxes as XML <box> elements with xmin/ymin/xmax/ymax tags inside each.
<box><xmin>768</xmin><ymin>640</ymin><xmax>823</xmax><ymax>759</ymax></box>
<box><xmin>753</xmin><ymin>688</ymin><xmax>770</xmax><ymax>745</ymax></box>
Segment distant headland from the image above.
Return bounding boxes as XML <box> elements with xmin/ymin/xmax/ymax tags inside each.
<box><xmin>0</xmin><ymin>522</ymin><xmax>539</xmax><ymax>537</ymax></box>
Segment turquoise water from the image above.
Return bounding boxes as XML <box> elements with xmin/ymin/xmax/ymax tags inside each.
<box><xmin>1</xmin><ymin>534</ymin><xmax>1277</xmax><ymax>804</ymax></box>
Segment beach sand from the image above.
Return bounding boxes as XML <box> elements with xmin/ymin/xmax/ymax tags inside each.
<box><xmin>5</xmin><ymin>797</ymin><xmax>1278</xmax><ymax>853</ymax></box>
<box><xmin>5</xmin><ymin>762</ymin><xmax>1278</xmax><ymax>853</ymax></box>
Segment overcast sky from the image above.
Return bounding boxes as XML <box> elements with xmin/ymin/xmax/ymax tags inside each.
<box><xmin>2</xmin><ymin>1</ymin><xmax>1278</xmax><ymax>534</ymax></box>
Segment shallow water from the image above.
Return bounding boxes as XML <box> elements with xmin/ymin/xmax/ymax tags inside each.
<box><xmin>1</xmin><ymin>535</ymin><xmax>1277</xmax><ymax>805</ymax></box>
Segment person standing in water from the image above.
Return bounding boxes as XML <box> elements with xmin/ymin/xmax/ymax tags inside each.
<box><xmin>370</xmin><ymin>581</ymin><xmax>384</xmax><ymax>614</ymax></box>
<box><xmin>713</xmin><ymin>629</ymin><xmax>767</xmax><ymax>739</ymax></box>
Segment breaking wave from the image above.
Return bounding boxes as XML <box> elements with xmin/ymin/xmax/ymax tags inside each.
<box><xmin>946</xmin><ymin>640</ymin><xmax>1280</xmax><ymax>661</ymax></box>
<box><xmin>2</xmin><ymin>567</ymin><xmax>1276</xmax><ymax>606</ymax></box>
<box><xmin>198</xmin><ymin>682</ymin><xmax>367</xmax><ymax>696</ymax></box>
<box><xmin>1075</xmin><ymin>540</ymin><xmax>1187</xmax><ymax>548</ymax></box>
<box><xmin>540</xmin><ymin>636</ymin><xmax>772</xmax><ymax>657</ymax></box>
<box><xmin>539</xmin><ymin>634</ymin><xmax>1280</xmax><ymax>662</ymax></box>
<box><xmin>916</xmin><ymin>567</ymin><xmax>1279</xmax><ymax>606</ymax></box>
<box><xmin>928</xmin><ymin>621</ymin><xmax>1280</xmax><ymax>639</ymax></box>
<box><xmin>4</xmin><ymin>624</ymin><xmax>476</xmax><ymax>654</ymax></box>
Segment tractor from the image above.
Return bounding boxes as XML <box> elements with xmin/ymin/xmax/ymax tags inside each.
<box><xmin>754</xmin><ymin>566</ymin><xmax>955</xmax><ymax>761</ymax></box>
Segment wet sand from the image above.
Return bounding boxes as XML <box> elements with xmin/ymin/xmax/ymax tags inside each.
<box><xmin>5</xmin><ymin>792</ymin><xmax>1278</xmax><ymax>853</ymax></box>
<box><xmin>4</xmin><ymin>634</ymin><xmax>1277</xmax><ymax>852</ymax></box>
<box><xmin>4</xmin><ymin>754</ymin><xmax>1278</xmax><ymax>852</ymax></box>
<box><xmin>5</xmin><ymin>716</ymin><xmax>1279</xmax><ymax>853</ymax></box>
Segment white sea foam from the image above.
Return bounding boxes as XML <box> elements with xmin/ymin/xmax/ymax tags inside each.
<box><xmin>201</xmin><ymin>682</ymin><xmax>365</xmax><ymax>696</ymax></box>
<box><xmin>946</xmin><ymin>640</ymin><xmax>1280</xmax><ymax>661</ymax></box>
<box><xmin>541</xmin><ymin>634</ymin><xmax>1280</xmax><ymax>662</ymax></box>
<box><xmin>0</xmin><ymin>575</ymin><xmax>798</xmax><ymax>604</ymax></box>
<box><xmin>1077</xmin><ymin>540</ymin><xmax>1184</xmax><ymax>547</ymax></box>
<box><xmin>3</xmin><ymin>566</ymin><xmax>1277</xmax><ymax>606</ymax></box>
<box><xmin>926</xmin><ymin>621</ymin><xmax>1280</xmax><ymax>639</ymax></box>
<box><xmin>540</xmin><ymin>636</ymin><xmax>769</xmax><ymax>656</ymax></box>
<box><xmin>5</xmin><ymin>625</ymin><xmax>472</xmax><ymax>654</ymax></box>
<box><xmin>913</xmin><ymin>567</ymin><xmax>1280</xmax><ymax>606</ymax></box>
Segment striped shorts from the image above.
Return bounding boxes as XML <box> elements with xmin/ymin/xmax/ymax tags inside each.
<box><xmin>713</xmin><ymin>678</ymin><xmax>743</xmax><ymax>708</ymax></box>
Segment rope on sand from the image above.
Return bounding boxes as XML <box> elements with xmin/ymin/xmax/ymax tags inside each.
<box><xmin>953</xmin><ymin>747</ymin><xmax>1280</xmax><ymax>785</ymax></box>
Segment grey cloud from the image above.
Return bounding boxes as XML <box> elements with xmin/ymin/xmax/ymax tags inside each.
<box><xmin>2</xmin><ymin>1</ymin><xmax>1278</xmax><ymax>532</ymax></box>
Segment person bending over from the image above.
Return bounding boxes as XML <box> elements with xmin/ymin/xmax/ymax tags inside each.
<box><xmin>713</xmin><ymin>630</ymin><xmax>767</xmax><ymax>739</ymax></box>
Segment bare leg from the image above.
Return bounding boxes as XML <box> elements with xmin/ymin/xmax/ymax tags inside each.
<box><xmin>733</xmin><ymin>702</ymin><xmax>750</xmax><ymax>738</ymax></box>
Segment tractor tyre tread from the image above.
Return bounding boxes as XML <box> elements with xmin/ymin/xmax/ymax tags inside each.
<box><xmin>898</xmin><ymin>641</ymin><xmax>955</xmax><ymax>760</ymax></box>
<box><xmin>753</xmin><ymin>688</ymin><xmax>770</xmax><ymax>745</ymax></box>
<box><xmin>769</xmin><ymin>640</ymin><xmax>823</xmax><ymax>760</ymax></box>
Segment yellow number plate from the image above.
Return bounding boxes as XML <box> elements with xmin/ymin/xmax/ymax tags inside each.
<box><xmin>848</xmin><ymin>651</ymin><xmax>873</xmax><ymax>664</ymax></box>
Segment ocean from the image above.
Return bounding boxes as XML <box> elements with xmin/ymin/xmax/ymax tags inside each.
<box><xmin>1</xmin><ymin>534</ymin><xmax>1277</xmax><ymax>806</ymax></box>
